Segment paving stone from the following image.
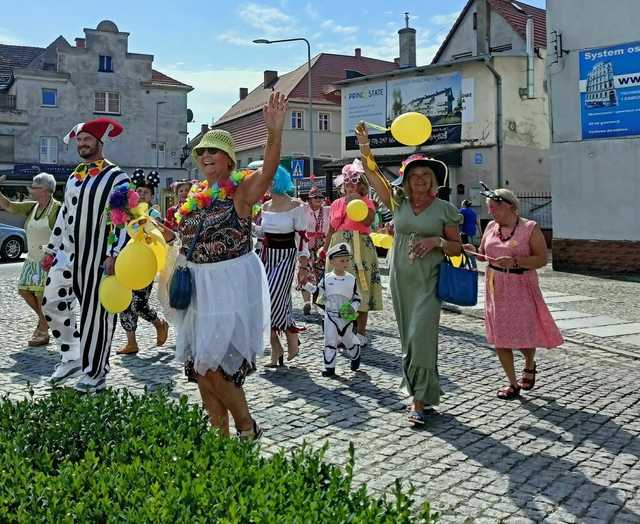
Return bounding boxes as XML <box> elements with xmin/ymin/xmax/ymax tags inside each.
<box><xmin>551</xmin><ymin>310</ymin><xmax>595</xmax><ymax>320</ymax></box>
<box><xmin>578</xmin><ymin>322</ymin><xmax>640</xmax><ymax>337</ymax></box>
<box><xmin>555</xmin><ymin>316</ymin><xmax>630</xmax><ymax>330</ymax></box>
<box><xmin>0</xmin><ymin>262</ymin><xmax>639</xmax><ymax>520</ymax></box>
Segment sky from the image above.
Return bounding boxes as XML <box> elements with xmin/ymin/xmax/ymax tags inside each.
<box><xmin>2</xmin><ymin>0</ymin><xmax>545</xmax><ymax>137</ymax></box>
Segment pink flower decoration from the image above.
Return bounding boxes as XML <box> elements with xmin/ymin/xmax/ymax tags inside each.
<box><xmin>128</xmin><ymin>190</ymin><xmax>140</xmax><ymax>209</ymax></box>
<box><xmin>110</xmin><ymin>208</ymin><xmax>129</xmax><ymax>226</ymax></box>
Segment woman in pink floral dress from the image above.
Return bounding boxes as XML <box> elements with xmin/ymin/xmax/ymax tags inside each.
<box><xmin>466</xmin><ymin>187</ymin><xmax>563</xmax><ymax>400</ymax></box>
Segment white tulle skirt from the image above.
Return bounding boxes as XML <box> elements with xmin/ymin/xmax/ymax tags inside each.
<box><xmin>175</xmin><ymin>252</ymin><xmax>270</xmax><ymax>377</ymax></box>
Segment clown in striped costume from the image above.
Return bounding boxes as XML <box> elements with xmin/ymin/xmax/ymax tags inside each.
<box><xmin>42</xmin><ymin>118</ymin><xmax>129</xmax><ymax>393</ymax></box>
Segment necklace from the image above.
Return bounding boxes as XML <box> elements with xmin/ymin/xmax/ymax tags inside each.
<box><xmin>498</xmin><ymin>219</ymin><xmax>519</xmax><ymax>242</ymax></box>
<box><xmin>72</xmin><ymin>159</ymin><xmax>109</xmax><ymax>182</ymax></box>
<box><xmin>411</xmin><ymin>196</ymin><xmax>433</xmax><ymax>214</ymax></box>
<box><xmin>34</xmin><ymin>198</ymin><xmax>52</xmax><ymax>220</ymax></box>
<box><xmin>175</xmin><ymin>169</ymin><xmax>252</xmax><ymax>223</ymax></box>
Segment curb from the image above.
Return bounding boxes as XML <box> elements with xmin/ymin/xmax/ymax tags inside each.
<box><xmin>442</xmin><ymin>303</ymin><xmax>640</xmax><ymax>361</ymax></box>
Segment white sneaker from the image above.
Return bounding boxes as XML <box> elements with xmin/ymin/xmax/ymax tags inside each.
<box><xmin>74</xmin><ymin>374</ymin><xmax>107</xmax><ymax>394</ymax></box>
<box><xmin>48</xmin><ymin>360</ymin><xmax>82</xmax><ymax>385</ymax></box>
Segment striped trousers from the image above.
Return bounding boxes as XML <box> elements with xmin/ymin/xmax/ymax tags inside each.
<box><xmin>263</xmin><ymin>245</ymin><xmax>297</xmax><ymax>332</ymax></box>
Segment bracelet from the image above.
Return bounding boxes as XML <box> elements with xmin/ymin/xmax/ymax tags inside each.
<box><xmin>358</xmin><ymin>142</ymin><xmax>370</xmax><ymax>148</ymax></box>
<box><xmin>438</xmin><ymin>238</ymin><xmax>444</xmax><ymax>249</ymax></box>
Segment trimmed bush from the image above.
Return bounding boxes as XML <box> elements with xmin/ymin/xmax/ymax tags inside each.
<box><xmin>0</xmin><ymin>388</ymin><xmax>437</xmax><ymax>523</ymax></box>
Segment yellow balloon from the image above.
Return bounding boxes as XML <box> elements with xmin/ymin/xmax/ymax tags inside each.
<box><xmin>346</xmin><ymin>199</ymin><xmax>368</xmax><ymax>222</ymax></box>
<box><xmin>148</xmin><ymin>238</ymin><xmax>167</xmax><ymax>272</ymax></box>
<box><xmin>370</xmin><ymin>232</ymin><xmax>394</xmax><ymax>250</ymax></box>
<box><xmin>450</xmin><ymin>254</ymin><xmax>463</xmax><ymax>268</ymax></box>
<box><xmin>99</xmin><ymin>276</ymin><xmax>133</xmax><ymax>314</ymax></box>
<box><xmin>115</xmin><ymin>241</ymin><xmax>157</xmax><ymax>290</ymax></box>
<box><xmin>390</xmin><ymin>112</ymin><xmax>432</xmax><ymax>146</ymax></box>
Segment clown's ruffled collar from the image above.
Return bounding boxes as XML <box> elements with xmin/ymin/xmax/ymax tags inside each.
<box><xmin>72</xmin><ymin>159</ymin><xmax>112</xmax><ymax>182</ymax></box>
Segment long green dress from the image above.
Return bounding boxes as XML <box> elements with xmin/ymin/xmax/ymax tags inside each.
<box><xmin>389</xmin><ymin>195</ymin><xmax>461</xmax><ymax>406</ymax></box>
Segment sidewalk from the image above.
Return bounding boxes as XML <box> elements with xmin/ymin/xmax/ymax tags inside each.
<box><xmin>448</xmin><ymin>261</ymin><xmax>640</xmax><ymax>359</ymax></box>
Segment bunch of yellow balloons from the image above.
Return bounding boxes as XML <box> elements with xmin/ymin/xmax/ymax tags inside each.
<box><xmin>99</xmin><ymin>214</ymin><xmax>167</xmax><ymax>314</ymax></box>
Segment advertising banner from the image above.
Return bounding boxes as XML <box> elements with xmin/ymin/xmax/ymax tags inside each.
<box><xmin>343</xmin><ymin>72</ymin><xmax>469</xmax><ymax>150</ymax></box>
<box><xmin>579</xmin><ymin>41</ymin><xmax>640</xmax><ymax>139</ymax></box>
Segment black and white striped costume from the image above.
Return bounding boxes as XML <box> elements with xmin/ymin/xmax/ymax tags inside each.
<box><xmin>259</xmin><ymin>204</ymin><xmax>308</xmax><ymax>332</ymax></box>
<box><xmin>371</xmin><ymin>190</ymin><xmax>393</xmax><ymax>224</ymax></box>
<box><xmin>43</xmin><ymin>160</ymin><xmax>129</xmax><ymax>379</ymax></box>
<box><xmin>305</xmin><ymin>271</ymin><xmax>361</xmax><ymax>370</ymax></box>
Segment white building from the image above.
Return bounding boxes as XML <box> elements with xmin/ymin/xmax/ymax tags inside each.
<box><xmin>547</xmin><ymin>0</ymin><xmax>640</xmax><ymax>272</ymax></box>
<box><xmin>0</xmin><ymin>20</ymin><xmax>192</xmax><ymax>200</ymax></box>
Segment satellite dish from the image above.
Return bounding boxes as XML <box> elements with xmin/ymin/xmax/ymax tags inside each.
<box><xmin>187</xmin><ymin>109</ymin><xmax>194</xmax><ymax>123</ymax></box>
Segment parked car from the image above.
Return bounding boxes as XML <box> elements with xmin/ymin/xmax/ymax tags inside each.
<box><xmin>0</xmin><ymin>223</ymin><xmax>27</xmax><ymax>261</ymax></box>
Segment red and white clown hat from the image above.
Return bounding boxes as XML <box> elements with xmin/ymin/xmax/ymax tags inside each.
<box><xmin>63</xmin><ymin>117</ymin><xmax>124</xmax><ymax>144</ymax></box>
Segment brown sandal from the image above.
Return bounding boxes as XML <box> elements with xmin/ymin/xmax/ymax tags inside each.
<box><xmin>497</xmin><ymin>383</ymin><xmax>521</xmax><ymax>400</ymax></box>
<box><xmin>517</xmin><ymin>363</ymin><xmax>537</xmax><ymax>391</ymax></box>
<box><xmin>116</xmin><ymin>342</ymin><xmax>139</xmax><ymax>355</ymax></box>
<box><xmin>28</xmin><ymin>329</ymin><xmax>50</xmax><ymax>347</ymax></box>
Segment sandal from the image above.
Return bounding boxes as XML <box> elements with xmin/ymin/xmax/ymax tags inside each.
<box><xmin>116</xmin><ymin>342</ymin><xmax>139</xmax><ymax>355</ymax></box>
<box><xmin>408</xmin><ymin>410</ymin><xmax>426</xmax><ymax>425</ymax></box>
<box><xmin>28</xmin><ymin>329</ymin><xmax>50</xmax><ymax>347</ymax></box>
<box><xmin>238</xmin><ymin>419</ymin><xmax>263</xmax><ymax>441</ymax></box>
<box><xmin>518</xmin><ymin>363</ymin><xmax>537</xmax><ymax>391</ymax></box>
<box><xmin>497</xmin><ymin>383</ymin><xmax>521</xmax><ymax>400</ymax></box>
<box><xmin>405</xmin><ymin>404</ymin><xmax>434</xmax><ymax>413</ymax></box>
<box><xmin>264</xmin><ymin>342</ymin><xmax>284</xmax><ymax>368</ymax></box>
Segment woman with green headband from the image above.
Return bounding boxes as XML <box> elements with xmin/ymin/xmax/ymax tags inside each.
<box><xmin>168</xmin><ymin>92</ymin><xmax>288</xmax><ymax>440</ymax></box>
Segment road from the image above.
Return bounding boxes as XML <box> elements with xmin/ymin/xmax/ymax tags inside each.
<box><xmin>0</xmin><ymin>261</ymin><xmax>638</xmax><ymax>523</ymax></box>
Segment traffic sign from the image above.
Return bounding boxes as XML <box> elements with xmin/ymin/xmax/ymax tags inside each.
<box><xmin>291</xmin><ymin>159</ymin><xmax>305</xmax><ymax>179</ymax></box>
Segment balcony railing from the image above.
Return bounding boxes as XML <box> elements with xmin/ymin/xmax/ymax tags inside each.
<box><xmin>0</xmin><ymin>94</ymin><xmax>17</xmax><ymax>111</ymax></box>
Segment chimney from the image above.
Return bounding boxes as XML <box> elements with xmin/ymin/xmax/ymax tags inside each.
<box><xmin>354</xmin><ymin>48</ymin><xmax>362</xmax><ymax>58</ymax></box>
<box><xmin>239</xmin><ymin>87</ymin><xmax>248</xmax><ymax>100</ymax></box>
<box><xmin>398</xmin><ymin>12</ymin><xmax>416</xmax><ymax>68</ymax></box>
<box><xmin>75</xmin><ymin>38</ymin><xmax>85</xmax><ymax>48</ymax></box>
<box><xmin>200</xmin><ymin>124</ymin><xmax>209</xmax><ymax>135</ymax></box>
<box><xmin>263</xmin><ymin>70</ymin><xmax>278</xmax><ymax>89</ymax></box>
<box><xmin>475</xmin><ymin>0</ymin><xmax>489</xmax><ymax>56</ymax></box>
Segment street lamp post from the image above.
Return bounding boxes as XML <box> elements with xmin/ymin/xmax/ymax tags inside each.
<box><xmin>155</xmin><ymin>101</ymin><xmax>166</xmax><ymax>168</ymax></box>
<box><xmin>253</xmin><ymin>37</ymin><xmax>314</xmax><ymax>181</ymax></box>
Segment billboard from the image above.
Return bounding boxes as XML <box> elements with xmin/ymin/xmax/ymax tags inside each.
<box><xmin>343</xmin><ymin>72</ymin><xmax>472</xmax><ymax>150</ymax></box>
<box><xmin>579</xmin><ymin>41</ymin><xmax>640</xmax><ymax>139</ymax></box>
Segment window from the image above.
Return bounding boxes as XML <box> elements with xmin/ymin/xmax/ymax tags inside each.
<box><xmin>291</xmin><ymin>111</ymin><xmax>304</xmax><ymax>129</ymax></box>
<box><xmin>318</xmin><ymin>112</ymin><xmax>330</xmax><ymax>132</ymax></box>
<box><xmin>95</xmin><ymin>91</ymin><xmax>120</xmax><ymax>114</ymax></box>
<box><xmin>42</xmin><ymin>88</ymin><xmax>57</xmax><ymax>107</ymax></box>
<box><xmin>98</xmin><ymin>55</ymin><xmax>113</xmax><ymax>72</ymax></box>
<box><xmin>151</xmin><ymin>142</ymin><xmax>166</xmax><ymax>168</ymax></box>
<box><xmin>40</xmin><ymin>137</ymin><xmax>58</xmax><ymax>164</ymax></box>
<box><xmin>0</xmin><ymin>135</ymin><xmax>15</xmax><ymax>162</ymax></box>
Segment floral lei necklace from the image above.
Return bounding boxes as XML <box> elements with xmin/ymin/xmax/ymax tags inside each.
<box><xmin>72</xmin><ymin>159</ymin><xmax>110</xmax><ymax>182</ymax></box>
<box><xmin>175</xmin><ymin>169</ymin><xmax>253</xmax><ymax>223</ymax></box>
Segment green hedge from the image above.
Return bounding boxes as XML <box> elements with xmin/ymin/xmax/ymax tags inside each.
<box><xmin>0</xmin><ymin>388</ymin><xmax>437</xmax><ymax>523</ymax></box>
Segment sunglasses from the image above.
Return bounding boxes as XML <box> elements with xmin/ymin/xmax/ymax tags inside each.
<box><xmin>195</xmin><ymin>147</ymin><xmax>222</xmax><ymax>157</ymax></box>
<box><xmin>480</xmin><ymin>182</ymin><xmax>513</xmax><ymax>205</ymax></box>
<box><xmin>343</xmin><ymin>173</ymin><xmax>362</xmax><ymax>184</ymax></box>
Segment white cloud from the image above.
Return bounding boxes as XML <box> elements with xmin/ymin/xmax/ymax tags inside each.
<box><xmin>304</xmin><ymin>2</ymin><xmax>319</xmax><ymax>19</ymax></box>
<box><xmin>239</xmin><ymin>3</ymin><xmax>293</xmax><ymax>35</ymax></box>
<box><xmin>321</xmin><ymin>19</ymin><xmax>358</xmax><ymax>35</ymax></box>
<box><xmin>0</xmin><ymin>29</ymin><xmax>25</xmax><ymax>46</ymax></box>
<box><xmin>157</xmin><ymin>66</ymin><xmax>264</xmax><ymax>136</ymax></box>
<box><xmin>216</xmin><ymin>31</ymin><xmax>255</xmax><ymax>46</ymax></box>
<box><xmin>430</xmin><ymin>12</ymin><xmax>460</xmax><ymax>27</ymax></box>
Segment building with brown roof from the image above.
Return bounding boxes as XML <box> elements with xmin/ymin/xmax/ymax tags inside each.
<box><xmin>335</xmin><ymin>1</ymin><xmax>551</xmax><ymax>226</ymax></box>
<box><xmin>0</xmin><ymin>20</ymin><xmax>193</xmax><ymax>201</ymax></box>
<box><xmin>203</xmin><ymin>49</ymin><xmax>397</xmax><ymax>190</ymax></box>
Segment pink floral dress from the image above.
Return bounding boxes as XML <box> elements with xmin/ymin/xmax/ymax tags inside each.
<box><xmin>483</xmin><ymin>219</ymin><xmax>563</xmax><ymax>349</ymax></box>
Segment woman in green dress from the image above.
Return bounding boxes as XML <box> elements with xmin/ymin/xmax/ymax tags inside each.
<box><xmin>355</xmin><ymin>122</ymin><xmax>462</xmax><ymax>425</ymax></box>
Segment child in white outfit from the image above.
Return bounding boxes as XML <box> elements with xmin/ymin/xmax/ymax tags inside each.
<box><xmin>304</xmin><ymin>242</ymin><xmax>361</xmax><ymax>377</ymax></box>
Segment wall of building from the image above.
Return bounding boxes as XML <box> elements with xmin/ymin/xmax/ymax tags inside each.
<box><xmin>547</xmin><ymin>0</ymin><xmax>640</xmax><ymax>272</ymax></box>
<box><xmin>0</xmin><ymin>26</ymin><xmax>190</xmax><ymax>193</ymax></box>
